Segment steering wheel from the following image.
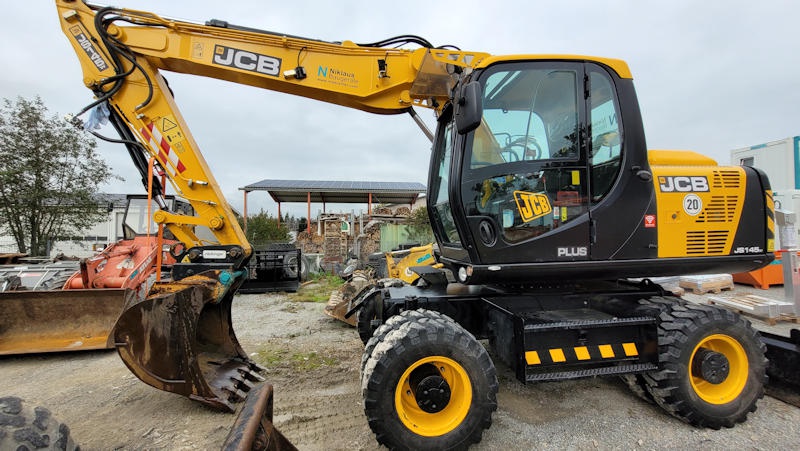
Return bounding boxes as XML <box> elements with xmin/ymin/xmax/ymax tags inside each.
<box><xmin>503</xmin><ymin>136</ymin><xmax>543</xmax><ymax>161</ymax></box>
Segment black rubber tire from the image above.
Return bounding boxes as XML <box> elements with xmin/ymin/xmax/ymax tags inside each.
<box><xmin>362</xmin><ymin>313</ymin><xmax>498</xmax><ymax>450</ymax></box>
<box><xmin>620</xmin><ymin>373</ymin><xmax>655</xmax><ymax>404</ymax></box>
<box><xmin>356</xmin><ymin>292</ymin><xmax>382</xmax><ymax>345</ymax></box>
<box><xmin>0</xmin><ymin>397</ymin><xmax>79</xmax><ymax>450</ymax></box>
<box><xmin>642</xmin><ymin>302</ymin><xmax>766</xmax><ymax>429</ymax></box>
<box><xmin>360</xmin><ymin>309</ymin><xmax>449</xmax><ymax>375</ymax></box>
<box><xmin>282</xmin><ymin>253</ymin><xmax>299</xmax><ymax>279</ymax></box>
<box><xmin>617</xmin><ymin>296</ymin><xmax>675</xmax><ymax>405</ymax></box>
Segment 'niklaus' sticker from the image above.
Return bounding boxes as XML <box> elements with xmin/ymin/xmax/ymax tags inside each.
<box><xmin>514</xmin><ymin>191</ymin><xmax>552</xmax><ymax>222</ymax></box>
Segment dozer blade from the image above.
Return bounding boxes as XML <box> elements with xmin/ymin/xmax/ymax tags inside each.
<box><xmin>0</xmin><ymin>289</ymin><xmax>127</xmax><ymax>355</ymax></box>
<box><xmin>112</xmin><ymin>271</ymin><xmax>264</xmax><ymax>412</ymax></box>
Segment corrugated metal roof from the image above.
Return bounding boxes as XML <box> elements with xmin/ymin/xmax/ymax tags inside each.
<box><xmin>240</xmin><ymin>179</ymin><xmax>426</xmax><ymax>204</ymax></box>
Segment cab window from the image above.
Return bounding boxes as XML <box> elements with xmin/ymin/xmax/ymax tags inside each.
<box><xmin>470</xmin><ymin>69</ymin><xmax>579</xmax><ymax>169</ymax></box>
<box><xmin>430</xmin><ymin>111</ymin><xmax>460</xmax><ymax>244</ymax></box>
<box><xmin>463</xmin><ymin>64</ymin><xmax>587</xmax><ymax>244</ymax></box>
<box><xmin>589</xmin><ymin>69</ymin><xmax>623</xmax><ymax>202</ymax></box>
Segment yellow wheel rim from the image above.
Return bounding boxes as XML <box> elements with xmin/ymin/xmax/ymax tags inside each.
<box><xmin>689</xmin><ymin>334</ymin><xmax>748</xmax><ymax>405</ymax></box>
<box><xmin>394</xmin><ymin>356</ymin><xmax>472</xmax><ymax>437</ymax></box>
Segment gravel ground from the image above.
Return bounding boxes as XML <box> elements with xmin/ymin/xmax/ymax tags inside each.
<box><xmin>1</xmin><ymin>286</ymin><xmax>799</xmax><ymax>450</ymax></box>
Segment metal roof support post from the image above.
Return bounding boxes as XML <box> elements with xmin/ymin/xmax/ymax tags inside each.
<box><xmin>277</xmin><ymin>202</ymin><xmax>281</xmax><ymax>227</ymax></box>
<box><xmin>307</xmin><ymin>192</ymin><xmax>312</xmax><ymax>236</ymax></box>
<box><xmin>368</xmin><ymin>192</ymin><xmax>372</xmax><ymax>218</ymax></box>
<box><xmin>243</xmin><ymin>190</ymin><xmax>249</xmax><ymax>234</ymax></box>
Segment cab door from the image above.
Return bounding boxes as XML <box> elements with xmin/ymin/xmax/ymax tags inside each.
<box><xmin>458</xmin><ymin>62</ymin><xmax>592</xmax><ymax>265</ymax></box>
<box><xmin>586</xmin><ymin>65</ymin><xmax>658</xmax><ymax>261</ymax></box>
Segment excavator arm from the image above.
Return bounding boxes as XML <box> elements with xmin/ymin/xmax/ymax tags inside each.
<box><xmin>57</xmin><ymin>0</ymin><xmax>488</xmax><ymax>254</ymax></box>
<box><xmin>54</xmin><ymin>0</ymin><xmax>489</xmax><ymax>422</ymax></box>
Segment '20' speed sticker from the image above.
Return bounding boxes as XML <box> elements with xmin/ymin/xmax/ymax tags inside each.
<box><xmin>683</xmin><ymin>193</ymin><xmax>703</xmax><ymax>216</ymax></box>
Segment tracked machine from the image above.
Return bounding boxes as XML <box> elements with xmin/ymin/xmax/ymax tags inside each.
<box><xmin>54</xmin><ymin>0</ymin><xmax>776</xmax><ymax>449</ymax></box>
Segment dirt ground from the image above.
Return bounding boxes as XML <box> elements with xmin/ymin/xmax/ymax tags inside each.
<box><xmin>2</xmin><ymin>289</ymin><xmax>800</xmax><ymax>450</ymax></box>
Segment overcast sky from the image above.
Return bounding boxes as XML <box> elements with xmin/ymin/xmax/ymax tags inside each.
<box><xmin>4</xmin><ymin>1</ymin><xmax>799</xmax><ymax>219</ymax></box>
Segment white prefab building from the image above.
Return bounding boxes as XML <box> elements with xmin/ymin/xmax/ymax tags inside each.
<box><xmin>0</xmin><ymin>194</ymin><xmax>130</xmax><ymax>258</ymax></box>
<box><xmin>731</xmin><ymin>137</ymin><xmax>800</xmax><ymax>237</ymax></box>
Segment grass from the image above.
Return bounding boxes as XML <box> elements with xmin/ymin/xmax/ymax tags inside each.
<box><xmin>290</xmin><ymin>351</ymin><xmax>337</xmax><ymax>371</ymax></box>
<box><xmin>289</xmin><ymin>272</ymin><xmax>345</xmax><ymax>303</ymax></box>
<box><xmin>252</xmin><ymin>347</ymin><xmax>337</xmax><ymax>371</ymax></box>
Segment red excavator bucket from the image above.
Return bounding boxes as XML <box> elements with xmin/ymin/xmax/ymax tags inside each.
<box><xmin>111</xmin><ymin>270</ymin><xmax>263</xmax><ymax>412</ymax></box>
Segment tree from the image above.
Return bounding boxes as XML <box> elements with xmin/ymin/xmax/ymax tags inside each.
<box><xmin>0</xmin><ymin>96</ymin><xmax>116</xmax><ymax>255</ymax></box>
<box><xmin>237</xmin><ymin>209</ymin><xmax>290</xmax><ymax>245</ymax></box>
<box><xmin>405</xmin><ymin>206</ymin><xmax>435</xmax><ymax>243</ymax></box>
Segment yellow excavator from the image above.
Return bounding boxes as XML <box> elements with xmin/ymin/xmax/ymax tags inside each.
<box><xmin>51</xmin><ymin>0</ymin><xmax>779</xmax><ymax>449</ymax></box>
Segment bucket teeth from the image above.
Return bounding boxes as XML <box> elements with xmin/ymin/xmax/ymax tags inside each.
<box><xmin>223</xmin><ymin>387</ymin><xmax>249</xmax><ymax>404</ymax></box>
<box><xmin>239</xmin><ymin>367</ymin><xmax>266</xmax><ymax>383</ymax></box>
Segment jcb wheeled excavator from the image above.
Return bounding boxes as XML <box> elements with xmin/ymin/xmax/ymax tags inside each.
<box><xmin>55</xmin><ymin>0</ymin><xmax>776</xmax><ymax>449</ymax></box>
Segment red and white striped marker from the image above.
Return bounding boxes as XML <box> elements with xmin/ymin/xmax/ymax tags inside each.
<box><xmin>140</xmin><ymin>122</ymin><xmax>186</xmax><ymax>173</ymax></box>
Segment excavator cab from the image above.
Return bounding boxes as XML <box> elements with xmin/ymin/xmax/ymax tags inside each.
<box><xmin>429</xmin><ymin>60</ymin><xmax>770</xmax><ymax>285</ymax></box>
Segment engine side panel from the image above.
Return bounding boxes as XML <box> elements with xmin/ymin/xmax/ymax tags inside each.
<box><xmin>651</xmin><ymin>163</ymin><xmax>771</xmax><ymax>258</ymax></box>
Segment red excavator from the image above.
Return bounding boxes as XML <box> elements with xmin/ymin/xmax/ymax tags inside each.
<box><xmin>0</xmin><ymin>195</ymin><xmax>179</xmax><ymax>355</ymax></box>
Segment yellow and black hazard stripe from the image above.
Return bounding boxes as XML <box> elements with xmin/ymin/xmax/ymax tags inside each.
<box><xmin>525</xmin><ymin>342</ymin><xmax>639</xmax><ymax>366</ymax></box>
<box><xmin>765</xmin><ymin>190</ymin><xmax>775</xmax><ymax>252</ymax></box>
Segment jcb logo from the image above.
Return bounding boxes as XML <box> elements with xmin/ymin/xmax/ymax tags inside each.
<box><xmin>658</xmin><ymin>176</ymin><xmax>709</xmax><ymax>192</ymax></box>
<box><xmin>212</xmin><ymin>45</ymin><xmax>281</xmax><ymax>77</ymax></box>
<box><xmin>514</xmin><ymin>191</ymin><xmax>552</xmax><ymax>222</ymax></box>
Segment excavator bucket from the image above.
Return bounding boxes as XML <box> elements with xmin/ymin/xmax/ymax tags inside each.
<box><xmin>0</xmin><ymin>288</ymin><xmax>127</xmax><ymax>355</ymax></box>
<box><xmin>112</xmin><ymin>271</ymin><xmax>264</xmax><ymax>412</ymax></box>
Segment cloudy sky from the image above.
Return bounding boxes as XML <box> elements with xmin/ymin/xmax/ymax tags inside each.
<box><xmin>4</xmin><ymin>1</ymin><xmax>799</xmax><ymax>218</ymax></box>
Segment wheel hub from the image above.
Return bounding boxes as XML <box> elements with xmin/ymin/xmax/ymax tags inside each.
<box><xmin>414</xmin><ymin>375</ymin><xmax>452</xmax><ymax>413</ymax></box>
<box><xmin>409</xmin><ymin>364</ymin><xmax>452</xmax><ymax>413</ymax></box>
<box><xmin>692</xmin><ymin>347</ymin><xmax>730</xmax><ymax>384</ymax></box>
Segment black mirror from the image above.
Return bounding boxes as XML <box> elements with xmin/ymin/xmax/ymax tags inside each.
<box><xmin>455</xmin><ymin>81</ymin><xmax>482</xmax><ymax>135</ymax></box>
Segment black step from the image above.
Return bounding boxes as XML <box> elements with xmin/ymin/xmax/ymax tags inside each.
<box><xmin>526</xmin><ymin>362</ymin><xmax>658</xmax><ymax>383</ymax></box>
<box><xmin>524</xmin><ymin>315</ymin><xmax>656</xmax><ymax>332</ymax></box>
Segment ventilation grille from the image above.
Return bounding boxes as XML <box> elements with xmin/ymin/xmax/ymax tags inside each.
<box><xmin>686</xmin><ymin>230</ymin><xmax>729</xmax><ymax>255</ymax></box>
<box><xmin>696</xmin><ymin>196</ymin><xmax>738</xmax><ymax>223</ymax></box>
<box><xmin>712</xmin><ymin>170</ymin><xmax>741</xmax><ymax>189</ymax></box>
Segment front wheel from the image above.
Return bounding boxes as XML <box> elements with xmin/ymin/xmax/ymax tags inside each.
<box><xmin>642</xmin><ymin>303</ymin><xmax>766</xmax><ymax>429</ymax></box>
<box><xmin>362</xmin><ymin>313</ymin><xmax>497</xmax><ymax>450</ymax></box>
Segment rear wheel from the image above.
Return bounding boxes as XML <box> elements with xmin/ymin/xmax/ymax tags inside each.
<box><xmin>642</xmin><ymin>303</ymin><xmax>766</xmax><ymax>429</ymax></box>
<box><xmin>362</xmin><ymin>312</ymin><xmax>497</xmax><ymax>450</ymax></box>
<box><xmin>620</xmin><ymin>373</ymin><xmax>654</xmax><ymax>404</ymax></box>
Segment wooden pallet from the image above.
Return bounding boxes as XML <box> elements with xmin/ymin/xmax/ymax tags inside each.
<box><xmin>679</xmin><ymin>276</ymin><xmax>734</xmax><ymax>295</ymax></box>
<box><xmin>707</xmin><ymin>294</ymin><xmax>799</xmax><ymax>325</ymax></box>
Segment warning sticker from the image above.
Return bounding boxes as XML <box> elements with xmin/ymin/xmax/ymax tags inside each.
<box><xmin>159</xmin><ymin>116</ymin><xmax>184</xmax><ymax>146</ymax></box>
<box><xmin>162</xmin><ymin>117</ymin><xmax>178</xmax><ymax>132</ymax></box>
<box><xmin>644</xmin><ymin>214</ymin><xmax>656</xmax><ymax>228</ymax></box>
